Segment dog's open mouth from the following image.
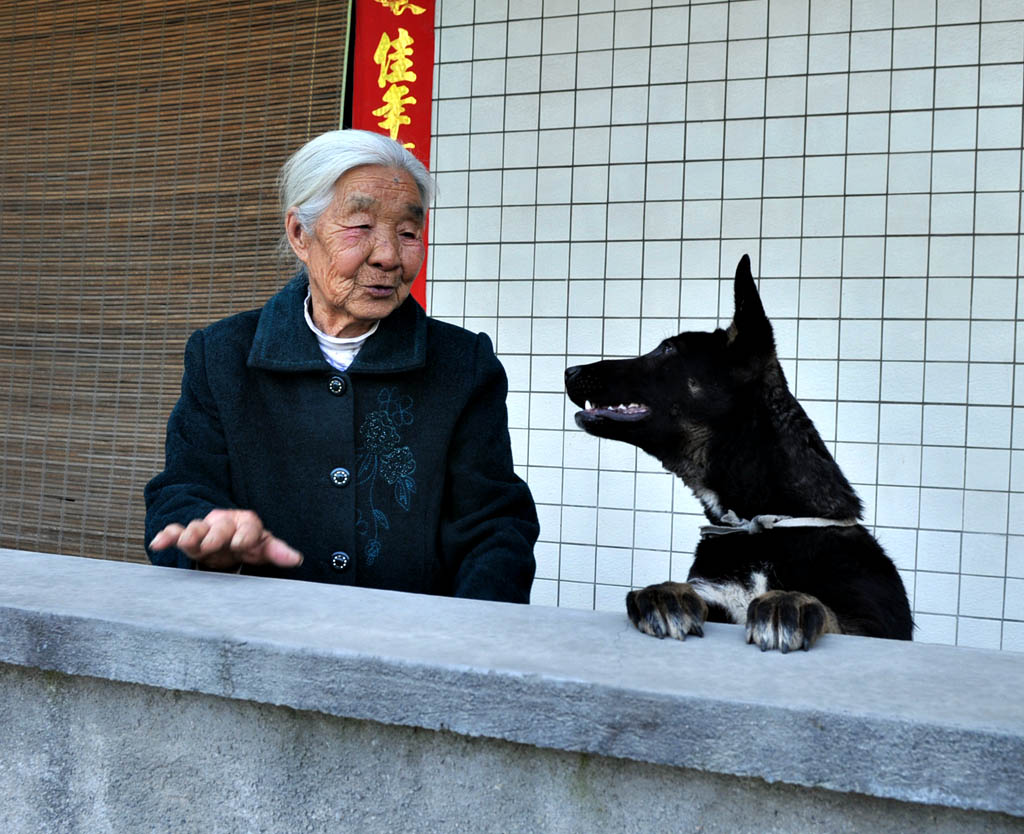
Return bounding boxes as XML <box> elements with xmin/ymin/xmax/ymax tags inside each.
<box><xmin>580</xmin><ymin>400</ymin><xmax>652</xmax><ymax>422</ymax></box>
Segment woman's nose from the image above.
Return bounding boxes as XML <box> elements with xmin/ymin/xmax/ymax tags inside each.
<box><xmin>369</xmin><ymin>228</ymin><xmax>401</xmax><ymax>270</ymax></box>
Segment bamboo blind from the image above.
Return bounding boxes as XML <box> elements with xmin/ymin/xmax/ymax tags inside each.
<box><xmin>1</xmin><ymin>0</ymin><xmax>347</xmax><ymax>562</ymax></box>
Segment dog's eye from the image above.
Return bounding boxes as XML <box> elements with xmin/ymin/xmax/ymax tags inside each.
<box><xmin>651</xmin><ymin>342</ymin><xmax>677</xmax><ymax>357</ymax></box>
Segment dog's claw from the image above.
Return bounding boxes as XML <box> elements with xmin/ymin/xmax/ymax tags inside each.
<box><xmin>746</xmin><ymin>590</ymin><xmax>839</xmax><ymax>653</ymax></box>
<box><xmin>645</xmin><ymin>615</ymin><xmax>666</xmax><ymax>639</ymax></box>
<box><xmin>627</xmin><ymin>582</ymin><xmax>708</xmax><ymax>643</ymax></box>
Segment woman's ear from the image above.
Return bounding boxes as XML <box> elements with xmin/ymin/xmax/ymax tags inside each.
<box><xmin>284</xmin><ymin>208</ymin><xmax>310</xmax><ymax>263</ymax></box>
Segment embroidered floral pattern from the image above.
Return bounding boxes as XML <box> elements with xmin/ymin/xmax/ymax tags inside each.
<box><xmin>355</xmin><ymin>388</ymin><xmax>416</xmax><ymax>565</ymax></box>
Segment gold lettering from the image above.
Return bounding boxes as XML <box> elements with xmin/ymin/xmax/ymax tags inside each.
<box><xmin>372</xmin><ymin>28</ymin><xmax>418</xmax><ymax>147</ymax></box>
<box><xmin>374</xmin><ymin>28</ymin><xmax>417</xmax><ymax>88</ymax></box>
<box><xmin>373</xmin><ymin>0</ymin><xmax>427</xmax><ymax>17</ymax></box>
<box><xmin>372</xmin><ymin>85</ymin><xmax>417</xmax><ymax>147</ymax></box>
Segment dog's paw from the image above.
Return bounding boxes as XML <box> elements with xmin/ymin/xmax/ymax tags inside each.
<box><xmin>745</xmin><ymin>590</ymin><xmax>840</xmax><ymax>653</ymax></box>
<box><xmin>626</xmin><ymin>582</ymin><xmax>709</xmax><ymax>641</ymax></box>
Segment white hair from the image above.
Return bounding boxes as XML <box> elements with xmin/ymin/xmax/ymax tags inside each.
<box><xmin>278</xmin><ymin>129</ymin><xmax>434</xmax><ymax>237</ymax></box>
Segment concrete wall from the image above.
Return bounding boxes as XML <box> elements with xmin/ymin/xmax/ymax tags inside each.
<box><xmin>1</xmin><ymin>549</ymin><xmax>1022</xmax><ymax>832</ymax></box>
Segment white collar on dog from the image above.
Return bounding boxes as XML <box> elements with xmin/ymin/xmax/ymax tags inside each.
<box><xmin>700</xmin><ymin>510</ymin><xmax>859</xmax><ymax>537</ymax></box>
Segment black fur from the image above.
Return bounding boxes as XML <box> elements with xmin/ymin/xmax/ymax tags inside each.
<box><xmin>565</xmin><ymin>255</ymin><xmax>913</xmax><ymax>651</ymax></box>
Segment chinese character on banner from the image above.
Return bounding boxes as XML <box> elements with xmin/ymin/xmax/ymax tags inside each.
<box><xmin>352</xmin><ymin>0</ymin><xmax>435</xmax><ymax>308</ymax></box>
<box><xmin>373</xmin><ymin>28</ymin><xmax>417</xmax><ymax>146</ymax></box>
<box><xmin>372</xmin><ymin>0</ymin><xmax>426</xmax><ymax>16</ymax></box>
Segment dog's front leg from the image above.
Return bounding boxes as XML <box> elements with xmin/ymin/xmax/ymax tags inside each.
<box><xmin>626</xmin><ymin>582</ymin><xmax>708</xmax><ymax>641</ymax></box>
<box><xmin>745</xmin><ymin>590</ymin><xmax>840</xmax><ymax>652</ymax></box>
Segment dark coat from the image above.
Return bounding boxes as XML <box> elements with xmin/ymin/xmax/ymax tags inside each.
<box><xmin>145</xmin><ymin>273</ymin><xmax>538</xmax><ymax>603</ymax></box>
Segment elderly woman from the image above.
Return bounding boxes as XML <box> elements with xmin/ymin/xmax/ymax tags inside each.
<box><xmin>145</xmin><ymin>130</ymin><xmax>538</xmax><ymax>602</ymax></box>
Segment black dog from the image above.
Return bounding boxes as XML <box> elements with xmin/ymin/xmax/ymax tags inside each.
<box><xmin>565</xmin><ymin>255</ymin><xmax>913</xmax><ymax>652</ymax></box>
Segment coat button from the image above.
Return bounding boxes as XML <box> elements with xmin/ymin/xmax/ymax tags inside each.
<box><xmin>330</xmin><ymin>467</ymin><xmax>350</xmax><ymax>487</ymax></box>
<box><xmin>328</xmin><ymin>375</ymin><xmax>347</xmax><ymax>396</ymax></box>
<box><xmin>331</xmin><ymin>551</ymin><xmax>351</xmax><ymax>572</ymax></box>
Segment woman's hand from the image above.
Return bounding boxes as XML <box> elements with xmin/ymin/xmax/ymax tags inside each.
<box><xmin>148</xmin><ymin>509</ymin><xmax>303</xmax><ymax>572</ymax></box>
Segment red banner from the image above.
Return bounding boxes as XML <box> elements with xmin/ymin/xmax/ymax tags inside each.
<box><xmin>351</xmin><ymin>0</ymin><xmax>435</xmax><ymax>308</ymax></box>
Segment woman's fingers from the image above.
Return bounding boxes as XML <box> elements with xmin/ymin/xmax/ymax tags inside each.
<box><xmin>257</xmin><ymin>533</ymin><xmax>304</xmax><ymax>568</ymax></box>
<box><xmin>149</xmin><ymin>523</ymin><xmax>185</xmax><ymax>551</ymax></box>
<box><xmin>197</xmin><ymin>515</ymin><xmax>237</xmax><ymax>555</ymax></box>
<box><xmin>177</xmin><ymin>519</ymin><xmax>213</xmax><ymax>556</ymax></box>
<box><xmin>230</xmin><ymin>512</ymin><xmax>264</xmax><ymax>550</ymax></box>
<box><xmin>150</xmin><ymin>509</ymin><xmax>302</xmax><ymax>570</ymax></box>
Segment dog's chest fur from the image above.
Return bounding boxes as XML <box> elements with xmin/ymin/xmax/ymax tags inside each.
<box><xmin>689</xmin><ymin>571</ymin><xmax>769</xmax><ymax>624</ymax></box>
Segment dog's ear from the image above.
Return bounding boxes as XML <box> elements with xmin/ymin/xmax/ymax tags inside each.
<box><xmin>726</xmin><ymin>254</ymin><xmax>774</xmax><ymax>355</ymax></box>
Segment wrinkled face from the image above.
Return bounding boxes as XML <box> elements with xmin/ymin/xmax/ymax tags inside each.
<box><xmin>287</xmin><ymin>165</ymin><xmax>425</xmax><ymax>337</ymax></box>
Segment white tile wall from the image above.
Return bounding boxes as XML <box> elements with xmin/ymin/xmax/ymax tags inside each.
<box><xmin>428</xmin><ymin>0</ymin><xmax>1024</xmax><ymax>651</ymax></box>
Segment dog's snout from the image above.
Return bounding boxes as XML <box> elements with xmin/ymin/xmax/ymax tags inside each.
<box><xmin>565</xmin><ymin>365</ymin><xmax>582</xmax><ymax>385</ymax></box>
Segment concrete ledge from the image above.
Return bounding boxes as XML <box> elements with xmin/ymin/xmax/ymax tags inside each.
<box><xmin>2</xmin><ymin>548</ymin><xmax>1023</xmax><ymax>825</ymax></box>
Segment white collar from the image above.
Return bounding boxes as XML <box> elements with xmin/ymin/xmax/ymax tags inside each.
<box><xmin>701</xmin><ymin>510</ymin><xmax>859</xmax><ymax>537</ymax></box>
<box><xmin>303</xmin><ymin>292</ymin><xmax>379</xmax><ymax>372</ymax></box>
<box><xmin>303</xmin><ymin>292</ymin><xmax>379</xmax><ymax>345</ymax></box>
